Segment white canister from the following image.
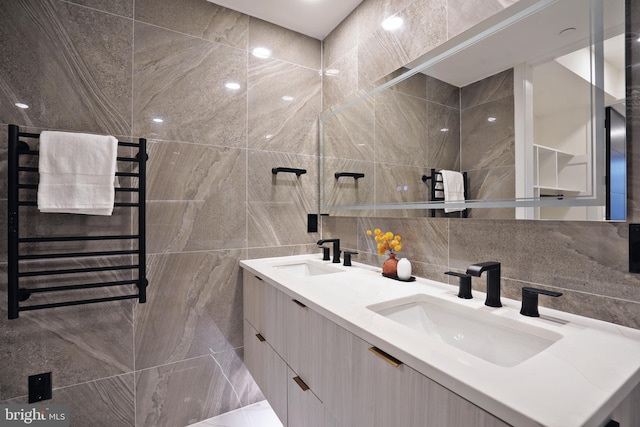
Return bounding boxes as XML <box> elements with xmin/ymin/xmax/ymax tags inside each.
<box><xmin>397</xmin><ymin>258</ymin><xmax>412</xmax><ymax>280</ymax></box>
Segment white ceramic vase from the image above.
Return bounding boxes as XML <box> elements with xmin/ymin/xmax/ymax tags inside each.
<box><xmin>397</xmin><ymin>257</ymin><xmax>412</xmax><ymax>280</ymax></box>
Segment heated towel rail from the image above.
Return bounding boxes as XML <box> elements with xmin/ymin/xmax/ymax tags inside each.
<box><xmin>7</xmin><ymin>124</ymin><xmax>148</xmax><ymax>319</ymax></box>
<box><xmin>422</xmin><ymin>168</ymin><xmax>468</xmax><ymax>218</ymax></box>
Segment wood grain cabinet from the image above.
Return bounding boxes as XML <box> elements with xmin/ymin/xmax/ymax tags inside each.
<box><xmin>243</xmin><ymin>270</ymin><xmax>507</xmax><ymax>427</ymax></box>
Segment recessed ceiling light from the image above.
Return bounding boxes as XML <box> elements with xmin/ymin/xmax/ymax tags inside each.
<box><xmin>325</xmin><ymin>68</ymin><xmax>340</xmax><ymax>76</ymax></box>
<box><xmin>440</xmin><ymin>128</ymin><xmax>449</xmax><ymax>132</ymax></box>
<box><xmin>282</xmin><ymin>95</ymin><xmax>294</xmax><ymax>101</ymax></box>
<box><xmin>225</xmin><ymin>82</ymin><xmax>241</xmax><ymax>90</ymax></box>
<box><xmin>252</xmin><ymin>47</ymin><xmax>272</xmax><ymax>58</ymax></box>
<box><xmin>487</xmin><ymin>117</ymin><xmax>497</xmax><ymax>122</ymax></box>
<box><xmin>265</xmin><ymin>134</ymin><xmax>274</xmax><ymax>139</ymax></box>
<box><xmin>14</xmin><ymin>103</ymin><xmax>29</xmax><ymax>109</ymax></box>
<box><xmin>153</xmin><ymin>118</ymin><xmax>164</xmax><ymax>123</ymax></box>
<box><xmin>637</xmin><ymin>36</ymin><xmax>640</xmax><ymax>42</ymax></box>
<box><xmin>381</xmin><ymin>16</ymin><xmax>403</xmax><ymax>31</ymax></box>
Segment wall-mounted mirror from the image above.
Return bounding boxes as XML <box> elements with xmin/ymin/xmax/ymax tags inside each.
<box><xmin>320</xmin><ymin>0</ymin><xmax>625</xmax><ymax>220</ymax></box>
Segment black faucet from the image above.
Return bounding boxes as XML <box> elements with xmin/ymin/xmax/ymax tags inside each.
<box><xmin>466</xmin><ymin>262</ymin><xmax>502</xmax><ymax>307</ymax></box>
<box><xmin>317</xmin><ymin>239</ymin><xmax>341</xmax><ymax>263</ymax></box>
<box><xmin>520</xmin><ymin>287</ymin><xmax>562</xmax><ymax>317</ymax></box>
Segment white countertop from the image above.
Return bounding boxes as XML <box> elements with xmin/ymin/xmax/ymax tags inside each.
<box><xmin>240</xmin><ymin>254</ymin><xmax>640</xmax><ymax>427</ymax></box>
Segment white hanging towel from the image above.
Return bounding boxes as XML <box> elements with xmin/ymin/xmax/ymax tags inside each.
<box><xmin>37</xmin><ymin>130</ymin><xmax>118</xmax><ymax>216</ymax></box>
<box><xmin>439</xmin><ymin>169</ymin><xmax>465</xmax><ymax>213</ymax></box>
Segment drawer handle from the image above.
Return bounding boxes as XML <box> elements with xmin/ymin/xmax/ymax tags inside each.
<box><xmin>369</xmin><ymin>346</ymin><xmax>403</xmax><ymax>367</ymax></box>
<box><xmin>292</xmin><ymin>376</ymin><xmax>310</xmax><ymax>391</ymax></box>
<box><xmin>255</xmin><ymin>333</ymin><xmax>266</xmax><ymax>342</ymax></box>
<box><xmin>292</xmin><ymin>299</ymin><xmax>307</xmax><ymax>308</ymax></box>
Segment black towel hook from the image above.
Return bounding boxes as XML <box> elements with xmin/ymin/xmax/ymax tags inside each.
<box><xmin>272</xmin><ymin>167</ymin><xmax>307</xmax><ymax>176</ymax></box>
<box><xmin>334</xmin><ymin>172</ymin><xmax>365</xmax><ymax>180</ymax></box>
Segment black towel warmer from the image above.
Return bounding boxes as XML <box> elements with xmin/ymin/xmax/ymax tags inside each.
<box><xmin>422</xmin><ymin>168</ymin><xmax>468</xmax><ymax>218</ymax></box>
<box><xmin>7</xmin><ymin>124</ymin><xmax>148</xmax><ymax>319</ymax></box>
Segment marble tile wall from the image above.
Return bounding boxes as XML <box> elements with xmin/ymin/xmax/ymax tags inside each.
<box><xmin>321</xmin><ymin>0</ymin><xmax>640</xmax><ymax>330</ymax></box>
<box><xmin>0</xmin><ymin>0</ymin><xmax>319</xmax><ymax>426</ymax></box>
<box><xmin>461</xmin><ymin>69</ymin><xmax>516</xmax><ymax>219</ymax></box>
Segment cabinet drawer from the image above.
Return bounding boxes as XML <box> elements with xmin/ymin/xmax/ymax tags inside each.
<box><xmin>287</xmin><ymin>367</ymin><xmax>338</xmax><ymax>427</ymax></box>
<box><xmin>244</xmin><ymin>319</ymin><xmax>288</xmax><ymax>426</ymax></box>
<box><xmin>243</xmin><ymin>270</ymin><xmax>286</xmax><ymax>356</ymax></box>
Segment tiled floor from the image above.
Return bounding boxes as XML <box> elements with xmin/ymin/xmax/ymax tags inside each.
<box><xmin>187</xmin><ymin>400</ymin><xmax>283</xmax><ymax>427</ymax></box>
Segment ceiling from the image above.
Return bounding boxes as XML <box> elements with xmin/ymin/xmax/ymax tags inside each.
<box><xmin>206</xmin><ymin>0</ymin><xmax>363</xmax><ymax>40</ymax></box>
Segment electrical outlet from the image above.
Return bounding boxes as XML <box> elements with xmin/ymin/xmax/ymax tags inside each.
<box><xmin>28</xmin><ymin>372</ymin><xmax>52</xmax><ymax>403</ymax></box>
<box><xmin>307</xmin><ymin>213</ymin><xmax>318</xmax><ymax>233</ymax></box>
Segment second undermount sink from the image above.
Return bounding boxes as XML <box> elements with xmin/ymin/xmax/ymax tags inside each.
<box><xmin>273</xmin><ymin>260</ymin><xmax>344</xmax><ymax>278</ymax></box>
<box><xmin>368</xmin><ymin>294</ymin><xmax>562</xmax><ymax>367</ymax></box>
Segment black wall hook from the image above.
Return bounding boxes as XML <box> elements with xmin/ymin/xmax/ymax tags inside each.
<box><xmin>335</xmin><ymin>172</ymin><xmax>365</xmax><ymax>180</ymax></box>
<box><xmin>272</xmin><ymin>167</ymin><xmax>307</xmax><ymax>176</ymax></box>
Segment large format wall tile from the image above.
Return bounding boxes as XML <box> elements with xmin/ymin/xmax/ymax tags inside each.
<box><xmin>0</xmin><ymin>263</ymin><xmax>134</xmax><ymax>400</ymax></box>
<box><xmin>135</xmin><ymin>0</ymin><xmax>249</xmax><ymax>49</ymax></box>
<box><xmin>375</xmin><ymin>90</ymin><xmax>428</xmax><ymax>167</ymax></box>
<box><xmin>135</xmin><ymin>250</ymin><xmax>244</xmax><ymax>370</ymax></box>
<box><xmin>427</xmin><ymin>102</ymin><xmax>461</xmax><ymax>170</ymax></box>
<box><xmin>133</xmin><ymin>23</ymin><xmax>247</xmax><ymax>147</ymax></box>
<box><xmin>323</xmin><ymin>9</ymin><xmax>358</xmax><ymax>68</ymax></box>
<box><xmin>323</xmin><ymin>93</ymin><xmax>375</xmax><ymax>161</ymax></box>
<box><xmin>461</xmin><ymin>96</ymin><xmax>515</xmax><ymax>172</ymax></box>
<box><xmin>136</xmin><ymin>351</ymin><xmax>260</xmax><ymax>427</ymax></box>
<box><xmin>66</xmin><ymin>0</ymin><xmax>133</xmax><ymax>18</ymax></box>
<box><xmin>249</xmin><ymin>18</ymin><xmax>321</xmax><ymax>70</ymax></box>
<box><xmin>449</xmin><ymin>220</ymin><xmax>639</xmax><ymax>302</ymax></box>
<box><xmin>357</xmin><ymin>0</ymin><xmax>447</xmax><ymax>87</ymax></box>
<box><xmin>447</xmin><ymin>0</ymin><xmax>518</xmax><ymax>39</ymax></box>
<box><xmin>0</xmin><ymin>0</ymin><xmax>132</xmax><ymax>135</ymax></box>
<box><xmin>247</xmin><ymin>150</ymin><xmax>320</xmax><ymax>246</ymax></box>
<box><xmin>461</xmin><ymin>69</ymin><xmax>514</xmax><ymax>110</ymax></box>
<box><xmin>323</xmin><ymin>47</ymin><xmax>359</xmax><ymax>110</ymax></box>
<box><xmin>248</xmin><ymin>57</ymin><xmax>321</xmax><ymax>155</ymax></box>
<box><xmin>145</xmin><ymin>141</ymin><xmax>246</xmax><ymax>253</ymax></box>
<box><xmin>3</xmin><ymin>373</ymin><xmax>135</xmax><ymax>426</ymax></box>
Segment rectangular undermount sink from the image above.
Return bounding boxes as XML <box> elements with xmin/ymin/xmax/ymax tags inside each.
<box><xmin>272</xmin><ymin>260</ymin><xmax>343</xmax><ymax>278</ymax></box>
<box><xmin>368</xmin><ymin>294</ymin><xmax>562</xmax><ymax>367</ymax></box>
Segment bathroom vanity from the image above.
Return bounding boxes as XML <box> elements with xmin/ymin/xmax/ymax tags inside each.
<box><xmin>240</xmin><ymin>254</ymin><xmax>640</xmax><ymax>427</ymax></box>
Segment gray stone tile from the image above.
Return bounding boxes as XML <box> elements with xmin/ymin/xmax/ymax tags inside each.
<box><xmin>374</xmin><ymin>89</ymin><xmax>428</xmax><ymax>167</ymax></box>
<box><xmin>425</xmin><ymin>75</ymin><xmax>460</xmax><ymax>108</ymax></box>
<box><xmin>66</xmin><ymin>0</ymin><xmax>133</xmax><ymax>17</ymax></box>
<box><xmin>427</xmin><ymin>103</ymin><xmax>461</xmax><ymax>170</ymax></box>
<box><xmin>3</xmin><ymin>373</ymin><xmax>135</xmax><ymax>426</ymax></box>
<box><xmin>136</xmin><ymin>352</ymin><xmax>255</xmax><ymax>427</ymax></box>
<box><xmin>0</xmin><ymin>0</ymin><xmax>132</xmax><ymax>135</ymax></box>
<box><xmin>135</xmin><ymin>0</ymin><xmax>249</xmax><ymax>49</ymax></box>
<box><xmin>0</xmin><ymin>262</ymin><xmax>134</xmax><ymax>399</ymax></box>
<box><xmin>249</xmin><ymin>18</ymin><xmax>321</xmax><ymax>69</ymax></box>
<box><xmin>461</xmin><ymin>69</ymin><xmax>514</xmax><ymax>110</ymax></box>
<box><xmin>133</xmin><ymin>23</ymin><xmax>247</xmax><ymax>147</ymax></box>
<box><xmin>322</xmin><ymin>93</ymin><xmax>375</xmax><ymax>161</ymax></box>
<box><xmin>323</xmin><ymin>47</ymin><xmax>359</xmax><ymax>110</ymax></box>
<box><xmin>461</xmin><ymin>96</ymin><xmax>515</xmax><ymax>171</ymax></box>
<box><xmin>447</xmin><ymin>0</ymin><xmax>518</xmax><ymax>39</ymax></box>
<box><xmin>247</xmin><ymin>201</ymin><xmax>320</xmax><ymax>248</ymax></box>
<box><xmin>323</xmin><ymin>9</ymin><xmax>358</xmax><ymax>68</ymax></box>
<box><xmin>449</xmin><ymin>220</ymin><xmax>640</xmax><ymax>303</ymax></box>
<box><xmin>248</xmin><ymin>57</ymin><xmax>321</xmax><ymax>155</ymax></box>
<box><xmin>135</xmin><ymin>250</ymin><xmax>244</xmax><ymax>370</ymax></box>
<box><xmin>248</xmin><ymin>151</ymin><xmax>318</xmax><ymax>207</ymax></box>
